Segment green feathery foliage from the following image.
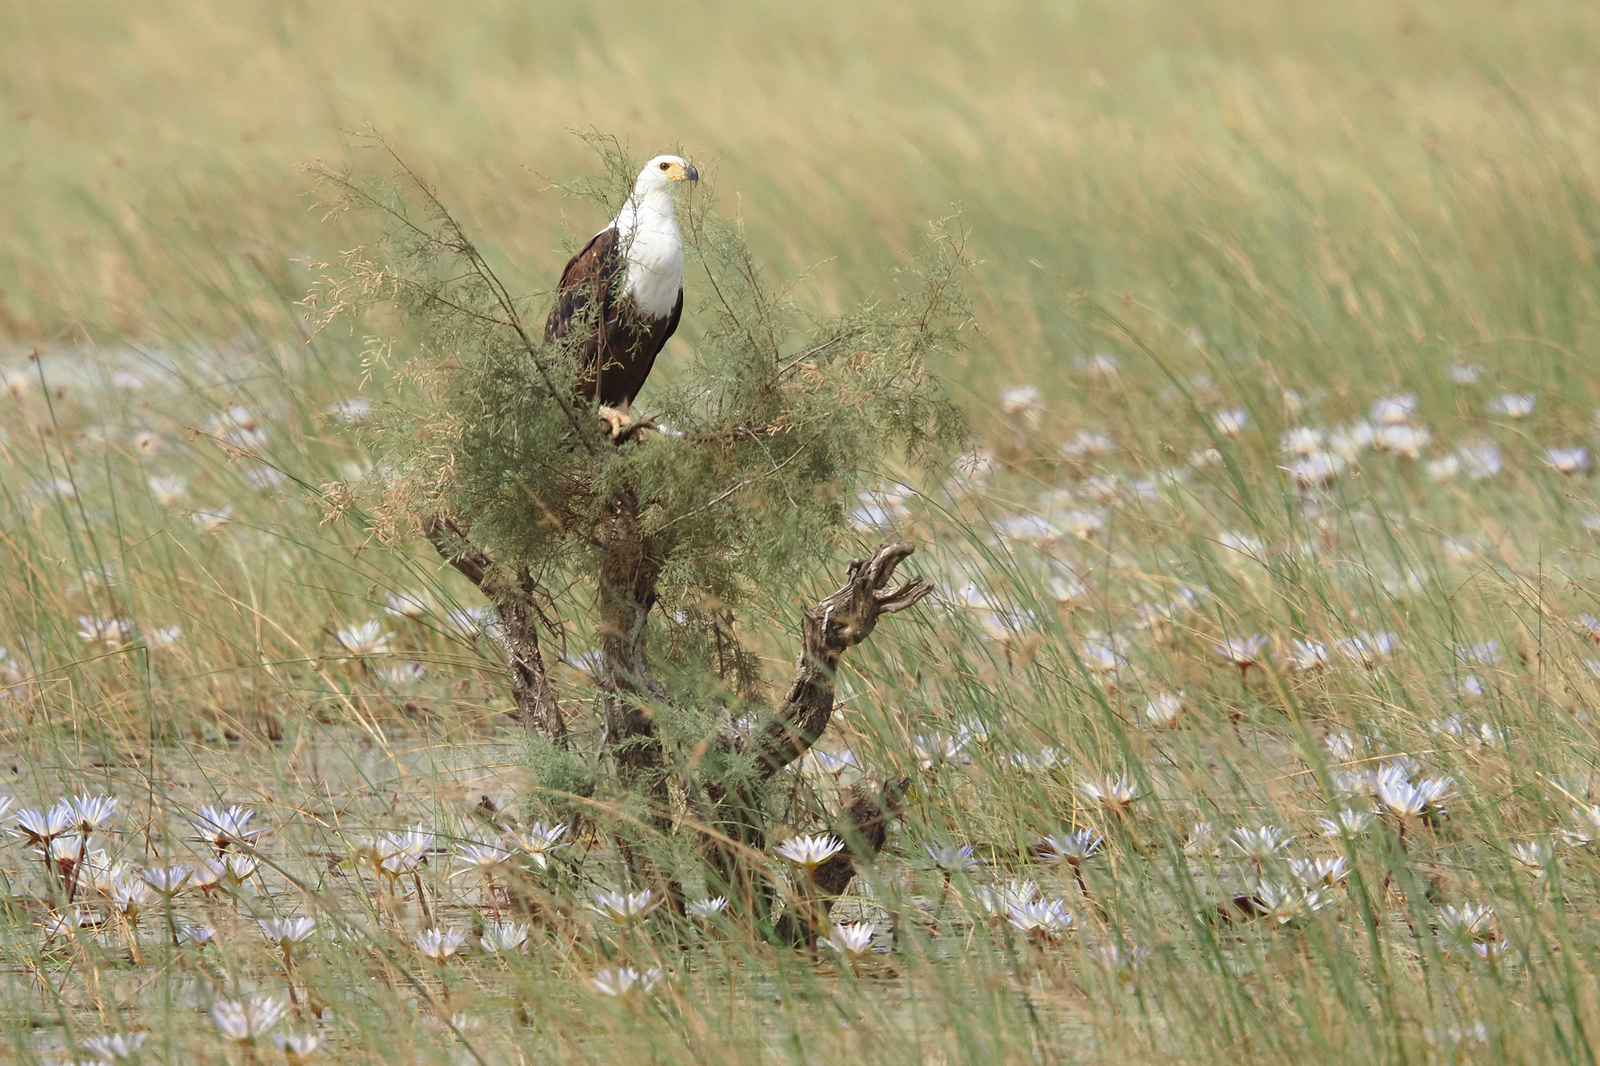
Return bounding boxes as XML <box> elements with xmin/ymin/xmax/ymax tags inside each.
<box><xmin>308</xmin><ymin>133</ymin><xmax>967</xmax><ymax>653</ymax></box>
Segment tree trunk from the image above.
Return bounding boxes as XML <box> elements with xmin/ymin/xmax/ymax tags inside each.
<box><xmin>423</xmin><ymin>516</ymin><xmax>567</xmax><ymax>744</ymax></box>
<box><xmin>595</xmin><ymin>479</ymin><xmax>680</xmax><ymax>910</ymax></box>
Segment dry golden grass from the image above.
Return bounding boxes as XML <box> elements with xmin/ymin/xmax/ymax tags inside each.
<box><xmin>3</xmin><ymin>3</ymin><xmax>1600</xmax><ymax>1064</ymax></box>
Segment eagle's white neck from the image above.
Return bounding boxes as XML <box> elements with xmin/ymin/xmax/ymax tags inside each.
<box><xmin>610</xmin><ymin>184</ymin><xmax>683</xmax><ymax>319</ymax></box>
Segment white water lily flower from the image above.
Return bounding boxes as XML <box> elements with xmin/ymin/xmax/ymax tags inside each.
<box><xmin>1285</xmin><ymin>451</ymin><xmax>1347</xmax><ymax>488</ymax></box>
<box><xmin>1288</xmin><ymin>856</ymin><xmax>1350</xmax><ymax>888</ymax></box>
<box><xmin>181</xmin><ymin>923</ymin><xmax>216</xmax><ymax>946</ymax></box>
<box><xmin>14</xmin><ymin>802</ymin><xmax>75</xmax><ymax>844</ymax></box>
<box><xmin>383</xmin><ymin>589</ymin><xmax>433</xmax><ymax>619</ymax></box>
<box><xmin>1227</xmin><ymin>825</ymin><xmax>1295</xmax><ymax>861</ymax></box>
<box><xmin>1436</xmin><ymin>903</ymin><xmax>1496</xmax><ymax>953</ymax></box>
<box><xmin>1060</xmin><ymin>428</ymin><xmax>1116</xmax><ymax>458</ymax></box>
<box><xmin>1253</xmin><ymin>881</ymin><xmax>1334</xmax><ymax>924</ymax></box>
<box><xmin>1183</xmin><ymin>822</ymin><xmax>1218</xmax><ymax>857</ymax></box>
<box><xmin>67</xmin><ymin>794</ymin><xmax>117</xmax><ymax>834</ymax></box>
<box><xmin>1144</xmin><ymin>692</ymin><xmax>1186</xmax><ymax>728</ymax></box>
<box><xmin>590</xmin><ymin>888</ymin><xmax>660</xmax><ymax>924</ymax></box>
<box><xmin>211</xmin><ymin>996</ymin><xmax>288</xmax><ymax>1042</ymax></box>
<box><xmin>923</xmin><ymin>842</ymin><xmax>979</xmax><ymax>872</ymax></box>
<box><xmin>76</xmin><ymin>615</ymin><xmax>132</xmax><ymax>646</ymax></box>
<box><xmin>1212</xmin><ymin>407</ymin><xmax>1249</xmax><ymax>437</ymax></box>
<box><xmin>1006</xmin><ymin>897</ymin><xmax>1074</xmax><ymax>939</ymax></box>
<box><xmin>36</xmin><ymin>834</ymin><xmax>85</xmax><ymax>874</ymax></box>
<box><xmin>370</xmin><ymin>826</ymin><xmax>435</xmax><ymax>876</ymax></box>
<box><xmin>687</xmin><ymin>896</ymin><xmax>728</xmax><ymax>920</ymax></box>
<box><xmin>1079</xmin><ymin>774</ymin><xmax>1141</xmax><ymax>812</ymax></box>
<box><xmin>999</xmin><ymin>384</ymin><xmax>1043</xmax><ymax>422</ymax></box>
<box><xmin>138</xmin><ymin>865</ymin><xmax>192</xmax><ymax>898</ymax></box>
<box><xmin>1319</xmin><ymin>809</ymin><xmax>1375</xmax><ymax>838</ymax></box>
<box><xmin>1280</xmin><ymin>426</ymin><xmax>1327</xmax><ymax>456</ymax></box>
<box><xmin>1075</xmin><ymin>351</ymin><xmax>1119</xmax><ymax>375</ymax></box>
<box><xmin>1372</xmin><ymin>769</ymin><xmax>1456</xmax><ymax>819</ymax></box>
<box><xmin>41</xmin><ymin>905</ymin><xmax>96</xmax><ymax>940</ymax></box>
<box><xmin>774</xmin><ymin>833</ymin><xmax>845</xmax><ymax>870</ymax></box>
<box><xmin>1372</xmin><ymin>423</ymin><xmax>1430</xmax><ymax>458</ymax></box>
<box><xmin>80</xmin><ymin>1033</ymin><xmax>147</xmax><ymax>1061</ymax></box>
<box><xmin>147</xmin><ymin>474</ymin><xmax>187</xmax><ymax>506</ymax></box>
<box><xmin>969</xmin><ymin>878</ymin><xmax>1042</xmax><ymax>918</ymax></box>
<box><xmin>374</xmin><ymin>661</ymin><xmax>426</xmax><ymax>687</ymax></box>
<box><xmin>1370</xmin><ymin>394</ymin><xmax>1418</xmax><ymax>425</ymax></box>
<box><xmin>1486</xmin><ymin>392</ymin><xmax>1535</xmax><ymax>419</ymax></box>
<box><xmin>514</xmin><ymin>822</ymin><xmax>570</xmax><ymax>868</ymax></box>
<box><xmin>1457</xmin><ymin>440</ymin><xmax>1504</xmax><ymax>480</ymax></box>
<box><xmin>1283</xmin><ymin>639</ymin><xmax>1329</xmax><ymax>672</ymax></box>
<box><xmin>820</xmin><ymin>921</ymin><xmax>877</xmax><ymax>959</ymax></box>
<box><xmin>1547</xmin><ymin>446</ymin><xmax>1592</xmax><ymax>476</ymax></box>
<box><xmin>334</xmin><ymin>620</ymin><xmax>392</xmax><ymax>656</ymax></box>
<box><xmin>1564</xmin><ymin>805</ymin><xmax>1600</xmax><ymax>846</ymax></box>
<box><xmin>273</xmin><ymin>1031</ymin><xmax>325</xmax><ymax>1063</ymax></box>
<box><xmin>1511</xmin><ymin>841</ymin><xmax>1554</xmax><ymax>876</ymax></box>
<box><xmin>912</xmin><ymin>731</ymin><xmax>970</xmax><ymax>771</ymax></box>
<box><xmin>191</xmin><ymin>506</ymin><xmax>235</xmax><ymax>534</ymax></box>
<box><xmin>191</xmin><ymin>804</ymin><xmax>266</xmax><ymax>851</ymax></box>
<box><xmin>110</xmin><ymin>877</ymin><xmax>157</xmax><ymax>918</ymax></box>
<box><xmin>414</xmin><ymin>926</ymin><xmax>468</xmax><ymax>963</ymax></box>
<box><xmin>591</xmin><ymin>966</ymin><xmax>665</xmax><ymax>997</ymax></box>
<box><xmin>220</xmin><ymin>853</ymin><xmax>260</xmax><ymax>885</ymax></box>
<box><xmin>450</xmin><ymin>841</ymin><xmax>513</xmax><ymax>879</ymax></box>
<box><xmin>1333</xmin><ymin>631</ymin><xmax>1398</xmax><ymax>667</ymax></box>
<box><xmin>479</xmin><ymin>920</ymin><xmax>530</xmax><ymax>953</ymax></box>
<box><xmin>1088</xmin><ymin>941</ymin><xmax>1151</xmax><ymax>979</ymax></box>
<box><xmin>258</xmin><ymin>917</ymin><xmax>317</xmax><ymax>948</ymax></box>
<box><xmin>1036</xmin><ymin>830</ymin><xmax>1103</xmax><ymax>863</ymax></box>
<box><xmin>1213</xmin><ymin>634</ymin><xmax>1268</xmax><ymax>669</ymax></box>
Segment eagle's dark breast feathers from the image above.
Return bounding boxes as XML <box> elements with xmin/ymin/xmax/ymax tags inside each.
<box><xmin>543</xmin><ymin>226</ymin><xmax>682</xmax><ymax>408</ymax></box>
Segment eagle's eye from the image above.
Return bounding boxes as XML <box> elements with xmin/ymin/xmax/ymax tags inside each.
<box><xmin>659</xmin><ymin>161</ymin><xmax>671</xmax><ymax>171</ymax></box>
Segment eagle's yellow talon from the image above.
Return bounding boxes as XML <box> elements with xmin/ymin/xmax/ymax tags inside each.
<box><xmin>599</xmin><ymin>404</ymin><xmax>633</xmax><ymax>438</ymax></box>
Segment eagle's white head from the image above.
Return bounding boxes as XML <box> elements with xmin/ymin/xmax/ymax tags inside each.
<box><xmin>635</xmin><ymin>154</ymin><xmax>700</xmax><ymax>195</ymax></box>
<box><xmin>614</xmin><ymin>155</ymin><xmax>699</xmax><ymax>318</ymax></box>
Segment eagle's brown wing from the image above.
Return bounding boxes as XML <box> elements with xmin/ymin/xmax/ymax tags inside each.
<box><xmin>544</xmin><ymin>226</ymin><xmax>622</xmax><ymax>344</ymax></box>
<box><xmin>544</xmin><ymin>226</ymin><xmax>681</xmax><ymax>408</ymax></box>
<box><xmin>601</xmin><ymin>287</ymin><xmax>682</xmax><ymax>406</ymax></box>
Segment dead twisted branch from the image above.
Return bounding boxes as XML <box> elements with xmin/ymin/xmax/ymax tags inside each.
<box><xmin>426</xmin><ymin>505</ymin><xmax>931</xmax><ymax>926</ymax></box>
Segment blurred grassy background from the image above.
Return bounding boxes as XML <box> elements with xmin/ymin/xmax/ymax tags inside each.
<box><xmin>7</xmin><ymin>0</ymin><xmax>1600</xmax><ymax>405</ymax></box>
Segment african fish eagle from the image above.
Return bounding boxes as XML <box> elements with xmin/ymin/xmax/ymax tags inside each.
<box><xmin>544</xmin><ymin>154</ymin><xmax>699</xmax><ymax>435</ymax></box>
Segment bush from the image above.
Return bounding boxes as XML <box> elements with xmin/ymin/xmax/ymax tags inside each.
<box><xmin>303</xmin><ymin>133</ymin><xmax>968</xmax><ymax>930</ymax></box>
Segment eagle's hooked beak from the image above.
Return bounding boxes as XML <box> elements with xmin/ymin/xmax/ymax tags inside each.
<box><xmin>682</xmin><ymin>162</ymin><xmax>700</xmax><ymax>183</ymax></box>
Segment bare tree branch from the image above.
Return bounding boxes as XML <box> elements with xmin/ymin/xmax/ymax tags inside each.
<box><xmin>696</xmin><ymin>542</ymin><xmax>930</xmax><ymax>921</ymax></box>
<box><xmin>740</xmin><ymin>540</ymin><xmax>932</xmax><ymax>777</ymax></box>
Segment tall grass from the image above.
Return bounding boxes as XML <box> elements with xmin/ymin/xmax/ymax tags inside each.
<box><xmin>2</xmin><ymin>1</ymin><xmax>1600</xmax><ymax>1064</ymax></box>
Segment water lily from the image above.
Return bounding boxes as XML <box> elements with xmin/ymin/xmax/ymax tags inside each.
<box><xmin>591</xmin><ymin>966</ymin><xmax>665</xmax><ymax>997</ymax></box>
<box><xmin>820</xmin><ymin>920</ymin><xmax>877</xmax><ymax>959</ymax></box>
<box><xmin>590</xmin><ymin>888</ymin><xmax>660</xmax><ymax>924</ymax></box>
<box><xmin>211</xmin><ymin>996</ymin><xmax>288</xmax><ymax>1043</ymax></box>
<box><xmin>414</xmin><ymin>925</ymin><xmax>468</xmax><ymax>964</ymax></box>
<box><xmin>774</xmin><ymin>834</ymin><xmax>845</xmax><ymax>870</ymax></box>
<box><xmin>479</xmin><ymin>920</ymin><xmax>530</xmax><ymax>953</ymax></box>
